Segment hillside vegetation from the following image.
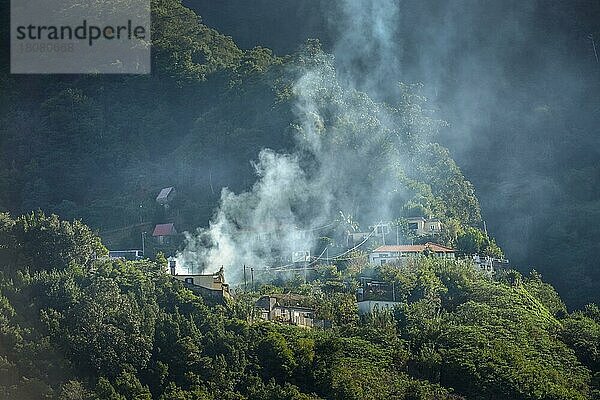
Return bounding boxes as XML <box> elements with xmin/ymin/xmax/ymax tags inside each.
<box><xmin>1</xmin><ymin>1</ymin><xmax>598</xmax><ymax>398</ymax></box>
<box><xmin>0</xmin><ymin>0</ymin><xmax>480</xmax><ymax>243</ymax></box>
<box><xmin>0</xmin><ymin>212</ymin><xmax>599</xmax><ymax>399</ymax></box>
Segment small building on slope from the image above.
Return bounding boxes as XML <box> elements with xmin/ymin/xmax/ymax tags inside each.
<box><xmin>472</xmin><ymin>254</ymin><xmax>510</xmax><ymax>275</ymax></box>
<box><xmin>152</xmin><ymin>223</ymin><xmax>178</xmax><ymax>245</ymax></box>
<box><xmin>406</xmin><ymin>217</ymin><xmax>443</xmax><ymax>236</ymax></box>
<box><xmin>108</xmin><ymin>250</ymin><xmax>144</xmax><ymax>260</ymax></box>
<box><xmin>168</xmin><ymin>262</ymin><xmax>232</xmax><ymax>303</ymax></box>
<box><xmin>369</xmin><ymin>242</ymin><xmax>455</xmax><ymax>266</ymax></box>
<box><xmin>255</xmin><ymin>293</ymin><xmax>329</xmax><ymax>328</ymax></box>
<box><xmin>156</xmin><ymin>187</ymin><xmax>176</xmax><ymax>207</ymax></box>
<box><xmin>356</xmin><ymin>278</ymin><xmax>401</xmax><ymax>315</ymax></box>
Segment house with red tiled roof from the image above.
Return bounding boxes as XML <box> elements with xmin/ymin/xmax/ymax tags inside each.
<box><xmin>369</xmin><ymin>242</ymin><xmax>455</xmax><ymax>266</ymax></box>
<box><xmin>152</xmin><ymin>223</ymin><xmax>177</xmax><ymax>244</ymax></box>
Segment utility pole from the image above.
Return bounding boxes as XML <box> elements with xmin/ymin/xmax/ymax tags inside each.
<box><xmin>304</xmin><ymin>261</ymin><xmax>308</xmax><ymax>283</ymax></box>
<box><xmin>141</xmin><ymin>231</ymin><xmax>146</xmax><ymax>256</ymax></box>
<box><xmin>590</xmin><ymin>33</ymin><xmax>599</xmax><ymax>64</ymax></box>
<box><xmin>381</xmin><ymin>223</ymin><xmax>386</xmax><ymax>245</ymax></box>
<box><xmin>396</xmin><ymin>224</ymin><xmax>399</xmax><ymax>245</ymax></box>
<box><xmin>243</xmin><ymin>264</ymin><xmax>247</xmax><ymax>292</ymax></box>
<box><xmin>250</xmin><ymin>267</ymin><xmax>254</xmax><ymax>292</ymax></box>
<box><xmin>209</xmin><ymin>169</ymin><xmax>215</xmax><ymax>195</ymax></box>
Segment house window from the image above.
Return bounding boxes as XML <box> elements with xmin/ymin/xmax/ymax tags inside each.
<box><xmin>430</xmin><ymin>224</ymin><xmax>436</xmax><ymax>231</ymax></box>
<box><xmin>408</xmin><ymin>223</ymin><xmax>418</xmax><ymax>230</ymax></box>
<box><xmin>380</xmin><ymin>259</ymin><xmax>387</xmax><ymax>264</ymax></box>
<box><xmin>184</xmin><ymin>277</ymin><xmax>194</xmax><ymax>284</ymax></box>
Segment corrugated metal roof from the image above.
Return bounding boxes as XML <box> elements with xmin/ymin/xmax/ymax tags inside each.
<box><xmin>156</xmin><ymin>187</ymin><xmax>174</xmax><ymax>201</ymax></box>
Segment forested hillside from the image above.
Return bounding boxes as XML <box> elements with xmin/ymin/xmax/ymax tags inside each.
<box><xmin>1</xmin><ymin>1</ymin><xmax>599</xmax><ymax>399</ymax></box>
<box><xmin>184</xmin><ymin>0</ymin><xmax>600</xmax><ymax>309</ymax></box>
<box><xmin>0</xmin><ymin>212</ymin><xmax>599</xmax><ymax>399</ymax></box>
<box><xmin>2</xmin><ymin>0</ymin><xmax>599</xmax><ymax>308</ymax></box>
<box><xmin>0</xmin><ymin>1</ymin><xmax>482</xmax><ymax>250</ymax></box>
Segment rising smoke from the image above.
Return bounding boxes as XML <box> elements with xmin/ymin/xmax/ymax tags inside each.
<box><xmin>175</xmin><ymin>0</ymin><xmax>600</xmax><ymax>304</ymax></box>
<box><xmin>175</xmin><ymin>0</ymin><xmax>445</xmax><ymax>281</ymax></box>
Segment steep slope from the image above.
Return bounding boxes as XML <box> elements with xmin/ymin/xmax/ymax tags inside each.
<box><xmin>0</xmin><ymin>0</ymin><xmax>482</xmax><ymax>249</ymax></box>
<box><xmin>0</xmin><ymin>213</ymin><xmax>598</xmax><ymax>399</ymax></box>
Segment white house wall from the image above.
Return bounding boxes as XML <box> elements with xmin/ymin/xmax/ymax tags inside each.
<box><xmin>358</xmin><ymin>300</ymin><xmax>401</xmax><ymax>315</ymax></box>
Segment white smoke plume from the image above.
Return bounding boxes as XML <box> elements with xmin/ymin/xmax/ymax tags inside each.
<box><xmin>175</xmin><ymin>1</ymin><xmax>441</xmax><ymax>282</ymax></box>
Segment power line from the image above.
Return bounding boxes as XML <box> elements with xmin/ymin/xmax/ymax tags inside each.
<box><xmin>318</xmin><ymin>222</ymin><xmax>379</xmax><ymax>261</ymax></box>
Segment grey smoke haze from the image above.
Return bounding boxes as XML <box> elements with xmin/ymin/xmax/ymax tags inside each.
<box><xmin>176</xmin><ymin>56</ymin><xmax>421</xmax><ymax>280</ymax></box>
<box><xmin>330</xmin><ymin>0</ymin><xmax>401</xmax><ymax>93</ymax></box>
<box><xmin>182</xmin><ymin>0</ymin><xmax>600</xmax><ymax>304</ymax></box>
<box><xmin>325</xmin><ymin>1</ymin><xmax>599</xmax><ymax>293</ymax></box>
<box><xmin>388</xmin><ymin>2</ymin><xmax>599</xmax><ymax>266</ymax></box>
<box><xmin>176</xmin><ymin>1</ymin><xmax>443</xmax><ymax>279</ymax></box>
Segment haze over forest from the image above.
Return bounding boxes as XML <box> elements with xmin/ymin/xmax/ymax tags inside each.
<box><xmin>1</xmin><ymin>1</ymin><xmax>600</xmax><ymax>399</ymax></box>
<box><xmin>2</xmin><ymin>0</ymin><xmax>599</xmax><ymax>307</ymax></box>
<box><xmin>189</xmin><ymin>0</ymin><xmax>600</xmax><ymax>308</ymax></box>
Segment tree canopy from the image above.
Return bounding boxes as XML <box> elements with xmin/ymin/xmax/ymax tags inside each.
<box><xmin>0</xmin><ymin>214</ymin><xmax>598</xmax><ymax>399</ymax></box>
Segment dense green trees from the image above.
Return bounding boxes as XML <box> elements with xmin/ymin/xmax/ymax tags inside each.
<box><xmin>0</xmin><ymin>211</ymin><xmax>107</xmax><ymax>274</ymax></box>
<box><xmin>0</xmin><ymin>0</ymin><xmax>598</xmax><ymax>396</ymax></box>
<box><xmin>561</xmin><ymin>304</ymin><xmax>600</xmax><ymax>372</ymax></box>
<box><xmin>372</xmin><ymin>259</ymin><xmax>597</xmax><ymax>399</ymax></box>
<box><xmin>455</xmin><ymin>226</ymin><xmax>503</xmax><ymax>258</ymax></box>
<box><xmin>1</xmin><ymin>214</ymin><xmax>598</xmax><ymax>399</ymax></box>
<box><xmin>0</xmin><ymin>0</ymin><xmax>484</xmax><ymax>253</ymax></box>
